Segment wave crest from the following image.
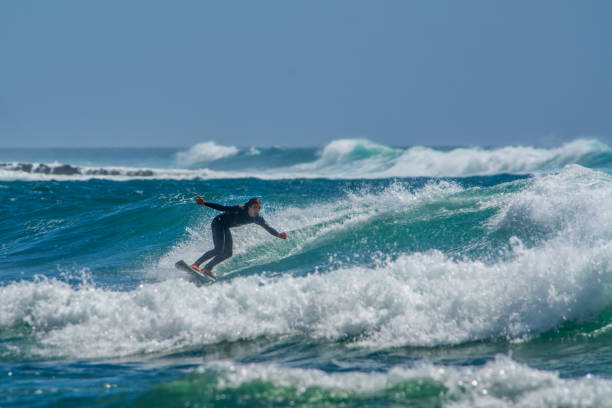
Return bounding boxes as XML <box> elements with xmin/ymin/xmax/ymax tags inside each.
<box><xmin>175</xmin><ymin>141</ymin><xmax>239</xmax><ymax>165</ymax></box>
<box><xmin>382</xmin><ymin>139</ymin><xmax>612</xmax><ymax>177</ymax></box>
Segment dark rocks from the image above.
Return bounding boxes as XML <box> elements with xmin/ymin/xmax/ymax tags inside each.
<box><xmin>0</xmin><ymin>162</ymin><xmax>155</xmax><ymax>177</ymax></box>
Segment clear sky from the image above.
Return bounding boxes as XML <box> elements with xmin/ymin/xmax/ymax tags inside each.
<box><xmin>1</xmin><ymin>0</ymin><xmax>610</xmax><ymax>148</ymax></box>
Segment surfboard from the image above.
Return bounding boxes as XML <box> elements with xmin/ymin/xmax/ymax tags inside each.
<box><xmin>175</xmin><ymin>260</ymin><xmax>217</xmax><ymax>282</ymax></box>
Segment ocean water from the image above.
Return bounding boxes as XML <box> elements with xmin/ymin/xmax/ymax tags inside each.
<box><xmin>2</xmin><ymin>138</ymin><xmax>612</xmax><ymax>407</ymax></box>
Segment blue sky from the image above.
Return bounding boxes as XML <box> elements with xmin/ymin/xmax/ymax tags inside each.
<box><xmin>1</xmin><ymin>1</ymin><xmax>610</xmax><ymax>148</ymax></box>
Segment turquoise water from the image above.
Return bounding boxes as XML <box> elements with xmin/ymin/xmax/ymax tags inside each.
<box><xmin>2</xmin><ymin>139</ymin><xmax>612</xmax><ymax>407</ymax></box>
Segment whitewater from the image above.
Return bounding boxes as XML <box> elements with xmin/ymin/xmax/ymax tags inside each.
<box><xmin>3</xmin><ymin>138</ymin><xmax>612</xmax><ymax>407</ymax></box>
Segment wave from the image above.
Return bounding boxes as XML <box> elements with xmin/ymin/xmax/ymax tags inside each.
<box><xmin>153</xmin><ymin>178</ymin><xmax>473</xmax><ymax>280</ymax></box>
<box><xmin>3</xmin><ymin>171</ymin><xmax>612</xmax><ymax>359</ymax></box>
<box><xmin>292</xmin><ymin>139</ymin><xmax>403</xmax><ymax>174</ymax></box>
<box><xmin>3</xmin><ymin>233</ymin><xmax>611</xmax><ymax>359</ymax></box>
<box><xmin>2</xmin><ymin>139</ymin><xmax>611</xmax><ymax>180</ymax></box>
<box><xmin>133</xmin><ymin>357</ymin><xmax>612</xmax><ymax>407</ymax></box>
<box><xmin>160</xmin><ymin>165</ymin><xmax>612</xmax><ymax>276</ymax></box>
<box><xmin>285</xmin><ymin>138</ymin><xmax>612</xmax><ymax>178</ymax></box>
<box><xmin>3</xmin><ymin>166</ymin><xmax>612</xmax><ymax>360</ymax></box>
<box><xmin>382</xmin><ymin>138</ymin><xmax>612</xmax><ymax>177</ymax></box>
<box><xmin>175</xmin><ymin>141</ymin><xmax>239</xmax><ymax>164</ymax></box>
<box><xmin>291</xmin><ymin>138</ymin><xmax>612</xmax><ymax>178</ymax></box>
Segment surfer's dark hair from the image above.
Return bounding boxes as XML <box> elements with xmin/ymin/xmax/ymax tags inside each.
<box><xmin>245</xmin><ymin>197</ymin><xmax>261</xmax><ymax>208</ymax></box>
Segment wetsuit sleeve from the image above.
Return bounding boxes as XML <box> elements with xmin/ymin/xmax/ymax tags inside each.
<box><xmin>204</xmin><ymin>202</ymin><xmax>235</xmax><ymax>212</ymax></box>
<box><xmin>254</xmin><ymin>217</ymin><xmax>280</xmax><ymax>237</ymax></box>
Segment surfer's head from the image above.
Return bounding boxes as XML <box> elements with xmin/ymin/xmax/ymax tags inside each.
<box><xmin>245</xmin><ymin>197</ymin><xmax>262</xmax><ymax>217</ymax></box>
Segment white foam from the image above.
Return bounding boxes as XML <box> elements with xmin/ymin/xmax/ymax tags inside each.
<box><xmin>3</xmin><ymin>234</ymin><xmax>611</xmax><ymax>359</ymax></box>
<box><xmin>203</xmin><ymin>356</ymin><xmax>612</xmax><ymax>407</ymax></box>
<box><xmin>381</xmin><ymin>138</ymin><xmax>612</xmax><ymax>177</ymax></box>
<box><xmin>175</xmin><ymin>141</ymin><xmax>239</xmax><ymax>164</ymax></box>
<box><xmin>486</xmin><ymin>164</ymin><xmax>612</xmax><ymax>241</ymax></box>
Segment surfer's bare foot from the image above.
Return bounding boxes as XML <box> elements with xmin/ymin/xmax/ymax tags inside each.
<box><xmin>190</xmin><ymin>264</ymin><xmax>201</xmax><ymax>272</ymax></box>
<box><xmin>202</xmin><ymin>267</ymin><xmax>217</xmax><ymax>280</ymax></box>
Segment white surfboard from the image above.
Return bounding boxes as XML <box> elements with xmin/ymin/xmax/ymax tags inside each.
<box><xmin>175</xmin><ymin>260</ymin><xmax>217</xmax><ymax>282</ymax></box>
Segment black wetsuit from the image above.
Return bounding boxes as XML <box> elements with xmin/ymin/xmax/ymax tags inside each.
<box><xmin>195</xmin><ymin>202</ymin><xmax>280</xmax><ymax>271</ymax></box>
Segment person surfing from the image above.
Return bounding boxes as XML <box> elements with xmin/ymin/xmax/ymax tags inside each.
<box><xmin>190</xmin><ymin>195</ymin><xmax>287</xmax><ymax>279</ymax></box>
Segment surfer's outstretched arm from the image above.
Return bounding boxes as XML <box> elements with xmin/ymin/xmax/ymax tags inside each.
<box><xmin>196</xmin><ymin>195</ymin><xmax>236</xmax><ymax>212</ymax></box>
<box><xmin>254</xmin><ymin>217</ymin><xmax>287</xmax><ymax>239</ymax></box>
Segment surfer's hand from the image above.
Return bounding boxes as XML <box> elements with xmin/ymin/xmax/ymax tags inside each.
<box><xmin>278</xmin><ymin>232</ymin><xmax>287</xmax><ymax>239</ymax></box>
<box><xmin>196</xmin><ymin>195</ymin><xmax>205</xmax><ymax>205</ymax></box>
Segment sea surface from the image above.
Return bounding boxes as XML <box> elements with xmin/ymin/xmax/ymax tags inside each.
<box><xmin>2</xmin><ymin>138</ymin><xmax>612</xmax><ymax>407</ymax></box>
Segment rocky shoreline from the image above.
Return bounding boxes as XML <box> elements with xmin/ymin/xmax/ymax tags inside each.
<box><xmin>0</xmin><ymin>162</ymin><xmax>155</xmax><ymax>177</ymax></box>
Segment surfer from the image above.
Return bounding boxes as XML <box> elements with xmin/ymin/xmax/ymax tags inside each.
<box><xmin>191</xmin><ymin>195</ymin><xmax>287</xmax><ymax>279</ymax></box>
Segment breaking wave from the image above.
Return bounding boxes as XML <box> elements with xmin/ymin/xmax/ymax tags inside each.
<box><xmin>2</xmin><ymin>138</ymin><xmax>611</xmax><ymax>180</ymax></box>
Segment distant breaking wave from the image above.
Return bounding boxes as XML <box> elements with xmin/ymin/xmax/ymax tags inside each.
<box><xmin>175</xmin><ymin>141</ymin><xmax>239</xmax><ymax>164</ymax></box>
<box><xmin>1</xmin><ymin>138</ymin><xmax>611</xmax><ymax>180</ymax></box>
<box><xmin>290</xmin><ymin>138</ymin><xmax>612</xmax><ymax>178</ymax></box>
<box><xmin>382</xmin><ymin>139</ymin><xmax>612</xmax><ymax>177</ymax></box>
